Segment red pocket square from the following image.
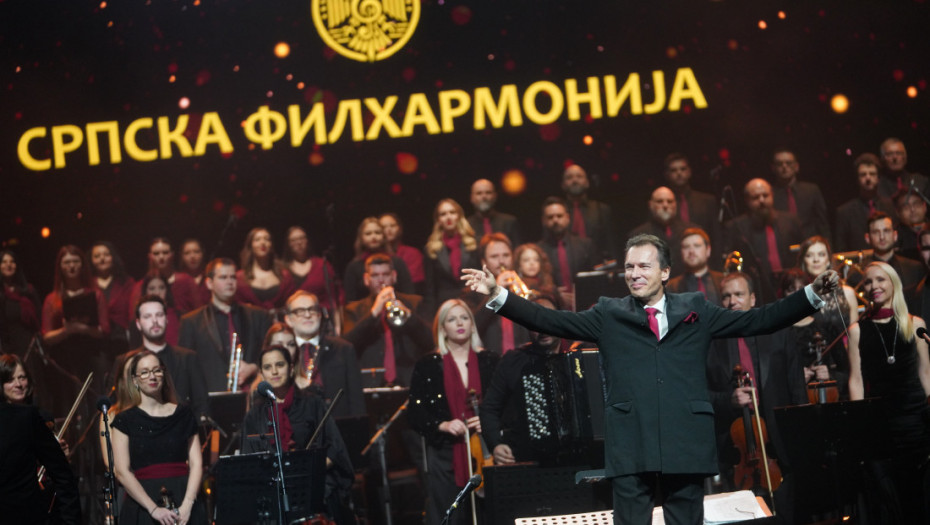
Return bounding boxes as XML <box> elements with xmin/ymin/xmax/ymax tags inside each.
<box><xmin>684</xmin><ymin>311</ymin><xmax>699</xmax><ymax>324</ymax></box>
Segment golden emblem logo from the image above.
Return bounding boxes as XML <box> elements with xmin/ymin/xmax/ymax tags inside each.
<box><xmin>311</xmin><ymin>0</ymin><xmax>420</xmax><ymax>63</ymax></box>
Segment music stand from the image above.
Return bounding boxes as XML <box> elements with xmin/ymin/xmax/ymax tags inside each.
<box><xmin>207</xmin><ymin>391</ymin><xmax>248</xmax><ymax>454</ymax></box>
<box><xmin>773</xmin><ymin>399</ymin><xmax>887</xmax><ymax>518</ymax></box>
<box><xmin>214</xmin><ymin>449</ymin><xmax>326</xmax><ymax>525</ymax></box>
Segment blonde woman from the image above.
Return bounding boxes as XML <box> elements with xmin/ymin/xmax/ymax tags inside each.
<box><xmin>408</xmin><ymin>299</ymin><xmax>498</xmax><ymax>525</ymax></box>
<box><xmin>423</xmin><ymin>199</ymin><xmax>479</xmax><ymax>315</ymax></box>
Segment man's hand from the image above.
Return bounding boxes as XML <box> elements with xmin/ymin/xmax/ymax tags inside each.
<box><xmin>731</xmin><ymin>386</ymin><xmax>753</xmax><ymax>408</ymax></box>
<box><xmin>493</xmin><ymin>444</ymin><xmax>515</xmax><ymax>465</ymax></box>
<box><xmin>497</xmin><ymin>270</ymin><xmax>520</xmax><ymax>288</ymax></box>
<box><xmin>811</xmin><ymin>270</ymin><xmax>840</xmax><ymax>298</ymax></box>
<box><xmin>461</xmin><ymin>266</ymin><xmax>500</xmax><ymax>297</ymax></box>
<box><xmin>370</xmin><ymin>286</ymin><xmax>395</xmax><ymax>318</ymax></box>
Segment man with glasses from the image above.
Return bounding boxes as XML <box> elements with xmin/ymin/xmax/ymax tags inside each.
<box><xmin>893</xmin><ymin>187</ymin><xmax>928</xmax><ymax>261</ymax></box>
<box><xmin>179</xmin><ymin>258</ymin><xmax>272</xmax><ymax>392</ymax></box>
<box><xmin>284</xmin><ymin>290</ymin><xmax>365</xmax><ymax>418</ymax></box>
<box><xmin>342</xmin><ymin>254</ymin><xmax>433</xmax><ymax>388</ymax></box>
<box><xmin>114</xmin><ymin>294</ymin><xmax>210</xmax><ymax>419</ymax></box>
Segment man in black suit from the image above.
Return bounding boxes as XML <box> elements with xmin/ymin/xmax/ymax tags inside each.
<box><xmin>538</xmin><ymin>196</ymin><xmax>598</xmax><ymax>295</ymax></box>
<box><xmin>905</xmin><ymin>227</ymin><xmax>930</xmax><ymax>318</ymax></box>
<box><xmin>664</xmin><ymin>152</ymin><xmax>721</xmax><ymax>244</ymax></box>
<box><xmin>342</xmin><ymin>254</ymin><xmax>433</xmax><ymax>389</ymax></box>
<box><xmin>563</xmin><ymin>164</ymin><xmax>617</xmax><ymax>259</ymax></box>
<box><xmin>467</xmin><ymin>178</ymin><xmax>521</xmax><ymax>245</ymax></box>
<box><xmin>629</xmin><ymin>187</ymin><xmax>698</xmax><ymax>276</ymax></box>
<box><xmin>471</xmin><ymin>233</ymin><xmax>531</xmax><ymax>355</ymax></box>
<box><xmin>893</xmin><ymin>187</ymin><xmax>928</xmax><ymax>261</ymax></box>
<box><xmin>769</xmin><ymin>148</ymin><xmax>830</xmax><ymax>240</ymax></box>
<box><xmin>0</xmin><ymin>403</ymin><xmax>81</xmax><ymax>525</ymax></box>
<box><xmin>121</xmin><ymin>294</ymin><xmax>210</xmax><ymax>419</ymax></box>
<box><xmin>705</xmin><ymin>272</ymin><xmax>807</xmax><ymax>513</ymax></box>
<box><xmin>846</xmin><ymin>212</ymin><xmax>925</xmax><ymax>290</ymax></box>
<box><xmin>666</xmin><ymin>228</ymin><xmax>724</xmax><ymax>305</ymax></box>
<box><xmin>724</xmin><ymin>178</ymin><xmax>804</xmax><ymax>304</ymax></box>
<box><xmin>462</xmin><ymin>234</ymin><xmax>836</xmax><ymax>525</ymax></box>
<box><xmin>178</xmin><ymin>258</ymin><xmax>272</xmax><ymax>392</ymax></box>
<box><xmin>284</xmin><ymin>290</ymin><xmax>365</xmax><ymax>418</ymax></box>
<box><xmin>835</xmin><ymin>153</ymin><xmax>896</xmax><ymax>253</ymax></box>
<box><xmin>878</xmin><ymin>137</ymin><xmax>929</xmax><ymax>199</ymax></box>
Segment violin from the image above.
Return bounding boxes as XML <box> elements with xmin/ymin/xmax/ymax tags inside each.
<box><xmin>729</xmin><ymin>365</ymin><xmax>781</xmax><ymax>501</ymax></box>
<box><xmin>805</xmin><ymin>331</ymin><xmax>839</xmax><ymax>404</ymax></box>
<box><xmin>465</xmin><ymin>390</ymin><xmax>493</xmax><ymax>495</ymax></box>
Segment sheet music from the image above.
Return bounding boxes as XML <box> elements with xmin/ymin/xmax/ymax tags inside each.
<box><xmin>703</xmin><ymin>490</ymin><xmax>768</xmax><ymax>523</ymax></box>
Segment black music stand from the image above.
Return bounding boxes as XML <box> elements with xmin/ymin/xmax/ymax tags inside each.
<box><xmin>483</xmin><ymin>464</ymin><xmax>611</xmax><ymax>525</ymax></box>
<box><xmin>214</xmin><ymin>449</ymin><xmax>326</xmax><ymax>525</ymax></box>
<box><xmin>773</xmin><ymin>399</ymin><xmax>887</xmax><ymax>518</ymax></box>
<box><xmin>207</xmin><ymin>391</ymin><xmax>248</xmax><ymax>454</ymax></box>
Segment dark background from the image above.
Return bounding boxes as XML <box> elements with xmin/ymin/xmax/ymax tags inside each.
<box><xmin>2</xmin><ymin>0</ymin><xmax>929</xmax><ymax>294</ymax></box>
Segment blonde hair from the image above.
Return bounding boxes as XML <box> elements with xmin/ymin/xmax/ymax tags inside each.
<box><xmin>353</xmin><ymin>217</ymin><xmax>390</xmax><ymax>259</ymax></box>
<box><xmin>865</xmin><ymin>261</ymin><xmax>914</xmax><ymax>342</ymax></box>
<box><xmin>425</xmin><ymin>199</ymin><xmax>477</xmax><ymax>259</ymax></box>
<box><xmin>433</xmin><ymin>299</ymin><xmax>483</xmax><ymax>355</ymax></box>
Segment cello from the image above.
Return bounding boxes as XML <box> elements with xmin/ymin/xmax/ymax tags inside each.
<box><xmin>729</xmin><ymin>365</ymin><xmax>780</xmax><ymax>505</ymax></box>
<box><xmin>805</xmin><ymin>331</ymin><xmax>840</xmax><ymax>404</ymax></box>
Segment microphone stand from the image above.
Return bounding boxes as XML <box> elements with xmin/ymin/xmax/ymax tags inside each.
<box><xmin>100</xmin><ymin>410</ymin><xmax>119</xmax><ymax>525</ymax></box>
<box><xmin>266</xmin><ymin>398</ymin><xmax>290</xmax><ymax>524</ymax></box>
<box><xmin>440</xmin><ymin>476</ymin><xmax>481</xmax><ymax>525</ymax></box>
<box><xmin>909</xmin><ymin>180</ymin><xmax>930</xmax><ymax>208</ymax></box>
<box><xmin>361</xmin><ymin>399</ymin><xmax>408</xmax><ymax>525</ymax></box>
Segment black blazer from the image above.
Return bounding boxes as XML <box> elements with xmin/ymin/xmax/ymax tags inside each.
<box><xmin>538</xmin><ymin>234</ymin><xmax>598</xmax><ymax>289</ymax></box>
<box><xmin>566</xmin><ymin>197</ymin><xmax>617</xmax><ymax>260</ymax></box>
<box><xmin>178</xmin><ymin>303</ymin><xmax>272</xmax><ymax>392</ymax></box>
<box><xmin>342</xmin><ymin>292</ymin><xmax>434</xmax><ymax>388</ymax></box>
<box><xmin>423</xmin><ymin>244</ymin><xmax>479</xmax><ymax>316</ymax></box>
<box><xmin>772</xmin><ymin>180</ymin><xmax>830</xmax><ymax>241</ymax></box>
<box><xmin>467</xmin><ymin>210</ymin><xmax>522</xmax><ymax>246</ymax></box>
<box><xmin>724</xmin><ymin>211</ymin><xmax>804</xmax><ymax>303</ymax></box>
<box><xmin>706</xmin><ymin>331</ymin><xmax>807</xmax><ymax>467</ymax></box>
<box><xmin>0</xmin><ymin>404</ymin><xmax>80</xmax><ymax>525</ymax></box>
<box><xmin>834</xmin><ymin>196</ymin><xmax>895</xmax><ymax>253</ymax></box>
<box><xmin>495</xmin><ymin>288</ymin><xmax>816</xmax><ymax>477</ymax></box>
<box><xmin>676</xmin><ymin>187</ymin><xmax>721</xmax><ymax>243</ymax></box>
<box><xmin>666</xmin><ymin>270</ymin><xmax>725</xmax><ymax>306</ymax></box>
<box><xmin>306</xmin><ymin>335</ymin><xmax>367</xmax><ymax>418</ymax></box>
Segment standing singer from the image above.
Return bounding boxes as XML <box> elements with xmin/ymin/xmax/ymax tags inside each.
<box><xmin>462</xmin><ymin>234</ymin><xmax>838</xmax><ymax>525</ymax></box>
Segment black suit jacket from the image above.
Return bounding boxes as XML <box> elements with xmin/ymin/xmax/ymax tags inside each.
<box><xmin>706</xmin><ymin>331</ymin><xmax>807</xmax><ymax>469</ymax></box>
<box><xmin>724</xmin><ymin>211</ymin><xmax>804</xmax><ymax>303</ymax></box>
<box><xmin>675</xmin><ymin>187</ymin><xmax>721</xmax><ymax>244</ymax></box>
<box><xmin>342</xmin><ymin>292</ymin><xmax>434</xmax><ymax>388</ymax></box>
<box><xmin>566</xmin><ymin>196</ymin><xmax>617</xmax><ymax>260</ymax></box>
<box><xmin>306</xmin><ymin>335</ymin><xmax>367</xmax><ymax>418</ymax></box>
<box><xmin>538</xmin><ymin>234</ymin><xmax>598</xmax><ymax>289</ymax></box>
<box><xmin>495</xmin><ymin>288</ymin><xmax>816</xmax><ymax>476</ymax></box>
<box><xmin>0</xmin><ymin>404</ymin><xmax>80</xmax><ymax>525</ymax></box>
<box><xmin>467</xmin><ymin>210</ymin><xmax>522</xmax><ymax>246</ymax></box>
<box><xmin>906</xmin><ymin>274</ymin><xmax>930</xmax><ymax>320</ymax></box>
<box><xmin>666</xmin><ymin>270</ymin><xmax>725</xmax><ymax>306</ymax></box>
<box><xmin>117</xmin><ymin>345</ymin><xmax>211</xmax><ymax>419</ymax></box>
<box><xmin>834</xmin><ymin>196</ymin><xmax>895</xmax><ymax>253</ymax></box>
<box><xmin>846</xmin><ymin>253</ymin><xmax>925</xmax><ymax>291</ymax></box>
<box><xmin>878</xmin><ymin>170</ymin><xmax>929</xmax><ymax>199</ymax></box>
<box><xmin>772</xmin><ymin>180</ymin><xmax>830</xmax><ymax>241</ymax></box>
<box><xmin>423</xmin><ymin>244</ymin><xmax>479</xmax><ymax>315</ymax></box>
<box><xmin>474</xmin><ymin>300</ymin><xmax>531</xmax><ymax>355</ymax></box>
<box><xmin>178</xmin><ymin>302</ymin><xmax>272</xmax><ymax>392</ymax></box>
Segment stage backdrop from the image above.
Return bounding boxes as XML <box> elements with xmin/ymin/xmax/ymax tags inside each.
<box><xmin>2</xmin><ymin>0</ymin><xmax>928</xmax><ymax>291</ymax></box>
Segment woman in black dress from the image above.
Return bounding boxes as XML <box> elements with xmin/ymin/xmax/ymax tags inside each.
<box><xmin>422</xmin><ymin>199</ymin><xmax>479</xmax><ymax>316</ymax></box>
<box><xmin>241</xmin><ymin>345</ymin><xmax>355</xmax><ymax>523</ymax></box>
<box><xmin>111</xmin><ymin>350</ymin><xmax>204</xmax><ymax>525</ymax></box>
<box><xmin>847</xmin><ymin>261</ymin><xmax>930</xmax><ymax>523</ymax></box>
<box><xmin>408</xmin><ymin>298</ymin><xmax>498</xmax><ymax>525</ymax></box>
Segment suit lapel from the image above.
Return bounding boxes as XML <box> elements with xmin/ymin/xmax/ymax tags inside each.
<box><xmin>203</xmin><ymin>306</ymin><xmax>224</xmax><ymax>356</ymax></box>
<box><xmin>664</xmin><ymin>293</ymin><xmax>692</xmax><ymax>336</ymax></box>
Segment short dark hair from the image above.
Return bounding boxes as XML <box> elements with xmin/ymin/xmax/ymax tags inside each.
<box><xmin>853</xmin><ymin>153</ymin><xmax>881</xmax><ymax>172</ymax></box>
<box><xmin>625</xmin><ymin>234</ymin><xmax>671</xmax><ymax>271</ymax></box>
<box><xmin>662</xmin><ymin>152</ymin><xmax>688</xmax><ymax>171</ymax></box>
<box><xmin>892</xmin><ymin>187</ymin><xmax>922</xmax><ymax>208</ymax></box>
<box><xmin>541</xmin><ymin>196</ymin><xmax>569</xmax><ymax>217</ymax></box>
<box><xmin>135</xmin><ymin>294</ymin><xmax>167</xmax><ymax>320</ymax></box>
<box><xmin>205</xmin><ymin>257</ymin><xmax>236</xmax><ymax>278</ymax></box>
<box><xmin>480</xmin><ymin>232</ymin><xmax>512</xmax><ymax>260</ymax></box>
<box><xmin>866</xmin><ymin>211</ymin><xmax>893</xmax><ymax>231</ymax></box>
<box><xmin>720</xmin><ymin>271</ymin><xmax>754</xmax><ymax>294</ymax></box>
<box><xmin>364</xmin><ymin>253</ymin><xmax>394</xmax><ymax>273</ymax></box>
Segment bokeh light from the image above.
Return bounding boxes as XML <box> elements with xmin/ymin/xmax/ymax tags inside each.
<box><xmin>501</xmin><ymin>169</ymin><xmax>527</xmax><ymax>196</ymax></box>
<box><xmin>758</xmin><ymin>20</ymin><xmax>767</xmax><ymax>30</ymax></box>
<box><xmin>777</xmin><ymin>11</ymin><xmax>786</xmax><ymax>19</ymax></box>
<box><xmin>396</xmin><ymin>152</ymin><xmax>418</xmax><ymax>174</ymax></box>
<box><xmin>274</xmin><ymin>42</ymin><xmax>291</xmax><ymax>58</ymax></box>
<box><xmin>178</xmin><ymin>97</ymin><xmax>190</xmax><ymax>109</ymax></box>
<box><xmin>41</xmin><ymin>227</ymin><xmax>51</xmax><ymax>238</ymax></box>
<box><xmin>583</xmin><ymin>135</ymin><xmax>593</xmax><ymax>145</ymax></box>
<box><xmin>907</xmin><ymin>86</ymin><xmax>918</xmax><ymax>98</ymax></box>
<box><xmin>830</xmin><ymin>94</ymin><xmax>849</xmax><ymax>113</ymax></box>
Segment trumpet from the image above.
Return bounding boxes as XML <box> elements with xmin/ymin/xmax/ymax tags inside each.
<box><xmin>501</xmin><ymin>265</ymin><xmax>535</xmax><ymax>299</ymax></box>
<box><xmin>723</xmin><ymin>251</ymin><xmax>743</xmax><ymax>274</ymax></box>
<box><xmin>227</xmin><ymin>332</ymin><xmax>243</xmax><ymax>392</ymax></box>
<box><xmin>382</xmin><ymin>286</ymin><xmax>410</xmax><ymax>327</ymax></box>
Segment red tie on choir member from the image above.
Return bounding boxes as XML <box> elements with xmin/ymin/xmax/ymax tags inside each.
<box><xmin>737</xmin><ymin>338</ymin><xmax>757</xmax><ymax>386</ymax></box>
<box><xmin>678</xmin><ymin>194</ymin><xmax>690</xmax><ymax>223</ymax></box>
<box><xmin>557</xmin><ymin>239</ymin><xmax>573</xmax><ymax>292</ymax></box>
<box><xmin>765</xmin><ymin>225</ymin><xmax>782</xmax><ymax>273</ymax></box>
<box><xmin>786</xmin><ymin>186</ymin><xmax>798</xmax><ymax>215</ymax></box>
<box><xmin>381</xmin><ymin>315</ymin><xmax>397</xmax><ymax>384</ymax></box>
<box><xmin>572</xmin><ymin>201</ymin><xmax>587</xmax><ymax>238</ymax></box>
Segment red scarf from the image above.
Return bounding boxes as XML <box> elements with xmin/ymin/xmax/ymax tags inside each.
<box><xmin>442</xmin><ymin>233</ymin><xmax>462</xmax><ymax>279</ymax></box>
<box><xmin>870</xmin><ymin>307</ymin><xmax>895</xmax><ymax>320</ymax></box>
<box><xmin>266</xmin><ymin>385</ymin><xmax>296</xmax><ymax>450</ymax></box>
<box><xmin>4</xmin><ymin>286</ymin><xmax>38</xmax><ymax>330</ymax></box>
<box><xmin>442</xmin><ymin>350</ymin><xmax>481</xmax><ymax>487</ymax></box>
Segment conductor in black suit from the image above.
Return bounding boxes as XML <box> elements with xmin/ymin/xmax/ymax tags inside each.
<box><xmin>462</xmin><ymin>234</ymin><xmax>838</xmax><ymax>525</ymax></box>
<box><xmin>178</xmin><ymin>258</ymin><xmax>272</xmax><ymax>392</ymax></box>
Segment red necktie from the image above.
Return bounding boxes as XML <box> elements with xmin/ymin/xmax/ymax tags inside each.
<box><xmin>737</xmin><ymin>338</ymin><xmax>757</xmax><ymax>385</ymax></box>
<box><xmin>501</xmin><ymin>318</ymin><xmax>515</xmax><ymax>354</ymax></box>
<box><xmin>572</xmin><ymin>201</ymin><xmax>587</xmax><ymax>238</ymax></box>
<box><xmin>678</xmin><ymin>194</ymin><xmax>690</xmax><ymax>223</ymax></box>
<box><xmin>557</xmin><ymin>239</ymin><xmax>573</xmax><ymax>291</ymax></box>
<box><xmin>695</xmin><ymin>274</ymin><xmax>707</xmax><ymax>297</ymax></box>
<box><xmin>868</xmin><ymin>199</ymin><xmax>876</xmax><ymax>214</ymax></box>
<box><xmin>645</xmin><ymin>307</ymin><xmax>660</xmax><ymax>341</ymax></box>
<box><xmin>786</xmin><ymin>186</ymin><xmax>798</xmax><ymax>215</ymax></box>
<box><xmin>765</xmin><ymin>225</ymin><xmax>782</xmax><ymax>273</ymax></box>
<box><xmin>482</xmin><ymin>217</ymin><xmax>492</xmax><ymax>236</ymax></box>
<box><xmin>665</xmin><ymin>225</ymin><xmax>673</xmax><ymax>240</ymax></box>
<box><xmin>381</xmin><ymin>315</ymin><xmax>397</xmax><ymax>384</ymax></box>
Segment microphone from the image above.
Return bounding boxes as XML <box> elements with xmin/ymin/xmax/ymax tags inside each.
<box><xmin>718</xmin><ymin>185</ymin><xmax>731</xmax><ymax>223</ymax></box>
<box><xmin>96</xmin><ymin>396</ymin><xmax>111</xmax><ymax>414</ymax></box>
<box><xmin>256</xmin><ymin>381</ymin><xmax>277</xmax><ymax>401</ymax></box>
<box><xmin>450</xmin><ymin>474</ymin><xmax>482</xmax><ymax>510</ymax></box>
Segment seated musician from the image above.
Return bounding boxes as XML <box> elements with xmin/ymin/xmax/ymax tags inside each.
<box><xmin>705</xmin><ymin>272</ymin><xmax>807</xmax><ymax>516</ymax></box>
<box><xmin>241</xmin><ymin>345</ymin><xmax>355</xmax><ymax>524</ymax></box>
<box><xmin>479</xmin><ymin>294</ymin><xmax>584</xmax><ymax>467</ymax></box>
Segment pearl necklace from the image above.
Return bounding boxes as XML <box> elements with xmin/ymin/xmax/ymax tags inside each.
<box><xmin>872</xmin><ymin>318</ymin><xmax>897</xmax><ymax>365</ymax></box>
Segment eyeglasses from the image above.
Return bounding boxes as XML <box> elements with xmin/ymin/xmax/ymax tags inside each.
<box><xmin>135</xmin><ymin>367</ymin><xmax>165</xmax><ymax>379</ymax></box>
<box><xmin>289</xmin><ymin>306</ymin><xmax>322</xmax><ymax>318</ymax></box>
